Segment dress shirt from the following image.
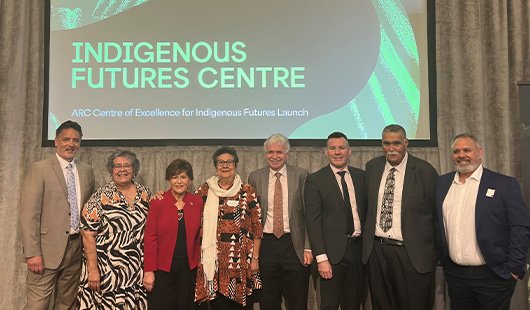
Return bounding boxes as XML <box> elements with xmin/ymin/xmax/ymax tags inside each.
<box><xmin>264</xmin><ymin>165</ymin><xmax>290</xmax><ymax>233</ymax></box>
<box><xmin>442</xmin><ymin>164</ymin><xmax>486</xmax><ymax>266</ymax></box>
<box><xmin>330</xmin><ymin>165</ymin><xmax>361</xmax><ymax>236</ymax></box>
<box><xmin>56</xmin><ymin>153</ymin><xmax>81</xmax><ymax>233</ymax></box>
<box><xmin>375</xmin><ymin>152</ymin><xmax>408</xmax><ymax>240</ymax></box>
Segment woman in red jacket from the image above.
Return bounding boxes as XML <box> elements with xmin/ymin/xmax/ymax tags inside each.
<box><xmin>143</xmin><ymin>158</ymin><xmax>204</xmax><ymax>309</ymax></box>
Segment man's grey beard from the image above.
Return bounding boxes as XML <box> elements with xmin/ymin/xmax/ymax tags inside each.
<box><xmin>456</xmin><ymin>162</ymin><xmax>480</xmax><ymax>175</ymax></box>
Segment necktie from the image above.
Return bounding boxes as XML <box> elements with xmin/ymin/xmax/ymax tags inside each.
<box><xmin>379</xmin><ymin>168</ymin><xmax>396</xmax><ymax>232</ymax></box>
<box><xmin>66</xmin><ymin>163</ymin><xmax>79</xmax><ymax>231</ymax></box>
<box><xmin>273</xmin><ymin>172</ymin><xmax>284</xmax><ymax>238</ymax></box>
<box><xmin>337</xmin><ymin>171</ymin><xmax>355</xmax><ymax>234</ymax></box>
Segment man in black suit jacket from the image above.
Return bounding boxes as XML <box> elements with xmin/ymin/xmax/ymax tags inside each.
<box><xmin>361</xmin><ymin>124</ymin><xmax>438</xmax><ymax>310</ymax></box>
<box><xmin>436</xmin><ymin>133</ymin><xmax>530</xmax><ymax>310</ymax></box>
<box><xmin>248</xmin><ymin>133</ymin><xmax>312</xmax><ymax>310</ymax></box>
<box><xmin>305</xmin><ymin>132</ymin><xmax>366</xmax><ymax>310</ymax></box>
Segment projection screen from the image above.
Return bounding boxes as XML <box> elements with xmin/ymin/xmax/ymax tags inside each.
<box><xmin>44</xmin><ymin>0</ymin><xmax>436</xmax><ymax>146</ymax></box>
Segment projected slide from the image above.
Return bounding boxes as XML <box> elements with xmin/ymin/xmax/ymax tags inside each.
<box><xmin>47</xmin><ymin>0</ymin><xmax>433</xmax><ymax>142</ymax></box>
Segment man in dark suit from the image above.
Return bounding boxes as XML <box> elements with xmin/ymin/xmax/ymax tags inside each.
<box><xmin>248</xmin><ymin>133</ymin><xmax>312</xmax><ymax>310</ymax></box>
<box><xmin>362</xmin><ymin>124</ymin><xmax>438</xmax><ymax>310</ymax></box>
<box><xmin>305</xmin><ymin>131</ymin><xmax>366</xmax><ymax>310</ymax></box>
<box><xmin>20</xmin><ymin>121</ymin><xmax>96</xmax><ymax>310</ymax></box>
<box><xmin>436</xmin><ymin>133</ymin><xmax>530</xmax><ymax>310</ymax></box>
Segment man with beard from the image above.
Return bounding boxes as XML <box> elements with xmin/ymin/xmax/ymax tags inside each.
<box><xmin>436</xmin><ymin>133</ymin><xmax>530</xmax><ymax>310</ymax></box>
<box><xmin>362</xmin><ymin>124</ymin><xmax>438</xmax><ymax>310</ymax></box>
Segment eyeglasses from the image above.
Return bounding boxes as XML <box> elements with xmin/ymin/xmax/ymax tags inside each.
<box><xmin>216</xmin><ymin>160</ymin><xmax>235</xmax><ymax>167</ymax></box>
<box><xmin>113</xmin><ymin>163</ymin><xmax>132</xmax><ymax>170</ymax></box>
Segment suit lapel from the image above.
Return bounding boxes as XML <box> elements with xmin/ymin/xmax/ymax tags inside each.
<box><xmin>77</xmin><ymin>162</ymin><xmax>90</xmax><ymax>200</ymax></box>
<box><xmin>401</xmin><ymin>157</ymin><xmax>416</xmax><ymax>216</ymax></box>
<box><xmin>370</xmin><ymin>160</ymin><xmax>385</xmax><ymax>217</ymax></box>
<box><xmin>325</xmin><ymin>166</ymin><xmax>346</xmax><ymax>208</ymax></box>
<box><xmin>286</xmin><ymin>165</ymin><xmax>295</xmax><ymax>218</ymax></box>
<box><xmin>475</xmin><ymin>168</ymin><xmax>491</xmax><ymax>220</ymax></box>
<box><xmin>51</xmin><ymin>156</ymin><xmax>68</xmax><ymax>199</ymax></box>
<box><xmin>260</xmin><ymin>168</ymin><xmax>269</xmax><ymax>218</ymax></box>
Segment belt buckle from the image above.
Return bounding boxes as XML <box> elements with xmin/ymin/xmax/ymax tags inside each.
<box><xmin>376</xmin><ymin>236</ymin><xmax>403</xmax><ymax>246</ymax></box>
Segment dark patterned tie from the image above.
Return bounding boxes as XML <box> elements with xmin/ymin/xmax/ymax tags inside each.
<box><xmin>379</xmin><ymin>168</ymin><xmax>396</xmax><ymax>232</ymax></box>
<box><xmin>337</xmin><ymin>171</ymin><xmax>355</xmax><ymax>234</ymax></box>
<box><xmin>273</xmin><ymin>172</ymin><xmax>284</xmax><ymax>238</ymax></box>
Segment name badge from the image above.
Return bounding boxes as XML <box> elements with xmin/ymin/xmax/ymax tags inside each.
<box><xmin>227</xmin><ymin>200</ymin><xmax>239</xmax><ymax>207</ymax></box>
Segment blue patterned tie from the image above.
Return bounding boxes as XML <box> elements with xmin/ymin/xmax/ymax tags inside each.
<box><xmin>66</xmin><ymin>163</ymin><xmax>79</xmax><ymax>231</ymax></box>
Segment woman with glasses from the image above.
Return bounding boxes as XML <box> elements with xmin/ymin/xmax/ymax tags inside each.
<box><xmin>143</xmin><ymin>158</ymin><xmax>204</xmax><ymax>309</ymax></box>
<box><xmin>195</xmin><ymin>146</ymin><xmax>263</xmax><ymax>309</ymax></box>
<box><xmin>78</xmin><ymin>150</ymin><xmax>152</xmax><ymax>309</ymax></box>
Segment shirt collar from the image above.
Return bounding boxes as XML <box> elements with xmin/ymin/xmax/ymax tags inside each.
<box><xmin>329</xmin><ymin>164</ymin><xmax>349</xmax><ymax>175</ymax></box>
<box><xmin>385</xmin><ymin>152</ymin><xmax>408</xmax><ymax>173</ymax></box>
<box><xmin>269</xmin><ymin>164</ymin><xmax>287</xmax><ymax>177</ymax></box>
<box><xmin>56</xmin><ymin>153</ymin><xmax>76</xmax><ymax>170</ymax></box>
<box><xmin>453</xmin><ymin>164</ymin><xmax>483</xmax><ymax>184</ymax></box>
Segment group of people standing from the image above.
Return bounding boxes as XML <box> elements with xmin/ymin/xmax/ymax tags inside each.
<box><xmin>19</xmin><ymin>120</ymin><xmax>530</xmax><ymax>310</ymax></box>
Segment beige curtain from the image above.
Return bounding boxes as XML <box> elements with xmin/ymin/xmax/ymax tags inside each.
<box><xmin>1</xmin><ymin>0</ymin><xmax>528</xmax><ymax>308</ymax></box>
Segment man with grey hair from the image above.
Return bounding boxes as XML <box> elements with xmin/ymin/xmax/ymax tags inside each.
<box><xmin>248</xmin><ymin>133</ymin><xmax>312</xmax><ymax>310</ymax></box>
<box><xmin>436</xmin><ymin>133</ymin><xmax>530</xmax><ymax>309</ymax></box>
<box><xmin>20</xmin><ymin>120</ymin><xmax>96</xmax><ymax>309</ymax></box>
<box><xmin>362</xmin><ymin>124</ymin><xmax>438</xmax><ymax>310</ymax></box>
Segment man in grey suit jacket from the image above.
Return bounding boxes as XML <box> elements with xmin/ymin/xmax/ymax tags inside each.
<box><xmin>361</xmin><ymin>124</ymin><xmax>438</xmax><ymax>310</ymax></box>
<box><xmin>20</xmin><ymin>121</ymin><xmax>95</xmax><ymax>310</ymax></box>
<box><xmin>248</xmin><ymin>133</ymin><xmax>312</xmax><ymax>310</ymax></box>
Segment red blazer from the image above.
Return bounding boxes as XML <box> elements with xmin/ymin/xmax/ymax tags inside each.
<box><xmin>144</xmin><ymin>190</ymin><xmax>203</xmax><ymax>272</ymax></box>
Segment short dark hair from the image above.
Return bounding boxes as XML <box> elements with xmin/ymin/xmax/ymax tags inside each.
<box><xmin>327</xmin><ymin>131</ymin><xmax>348</xmax><ymax>140</ymax></box>
<box><xmin>56</xmin><ymin>120</ymin><xmax>83</xmax><ymax>137</ymax></box>
<box><xmin>327</xmin><ymin>132</ymin><xmax>349</xmax><ymax>146</ymax></box>
<box><xmin>212</xmin><ymin>146</ymin><xmax>239</xmax><ymax>167</ymax></box>
<box><xmin>106</xmin><ymin>150</ymin><xmax>140</xmax><ymax>176</ymax></box>
<box><xmin>166</xmin><ymin>158</ymin><xmax>194</xmax><ymax>181</ymax></box>
<box><xmin>382</xmin><ymin>124</ymin><xmax>407</xmax><ymax>138</ymax></box>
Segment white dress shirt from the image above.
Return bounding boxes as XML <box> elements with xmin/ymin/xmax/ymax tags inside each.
<box><xmin>442</xmin><ymin>164</ymin><xmax>486</xmax><ymax>266</ymax></box>
<box><xmin>375</xmin><ymin>152</ymin><xmax>408</xmax><ymax>241</ymax></box>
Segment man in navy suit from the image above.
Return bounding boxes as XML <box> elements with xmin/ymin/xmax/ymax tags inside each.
<box><xmin>436</xmin><ymin>133</ymin><xmax>530</xmax><ymax>310</ymax></box>
<box><xmin>305</xmin><ymin>132</ymin><xmax>366</xmax><ymax>309</ymax></box>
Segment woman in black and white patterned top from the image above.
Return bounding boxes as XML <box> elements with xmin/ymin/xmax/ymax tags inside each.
<box><xmin>78</xmin><ymin>150</ymin><xmax>151</xmax><ymax>309</ymax></box>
